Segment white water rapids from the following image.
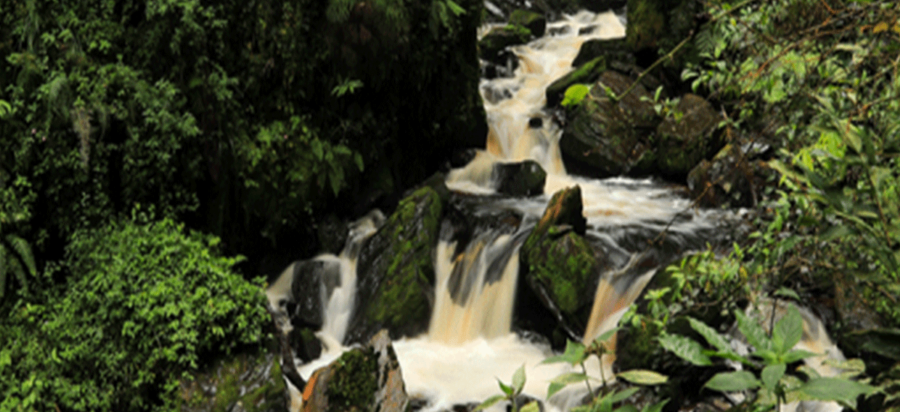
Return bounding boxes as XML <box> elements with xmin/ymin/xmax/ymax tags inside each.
<box><xmin>266</xmin><ymin>8</ymin><xmax>845</xmax><ymax>412</ymax></box>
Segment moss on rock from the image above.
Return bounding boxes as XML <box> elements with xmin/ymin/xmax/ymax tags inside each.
<box><xmin>348</xmin><ymin>179</ymin><xmax>448</xmax><ymax>343</ymax></box>
<box><xmin>327</xmin><ymin>349</ymin><xmax>378</xmax><ymax>411</ymax></box>
<box><xmin>179</xmin><ymin>351</ymin><xmax>286</xmax><ymax>412</ymax></box>
<box><xmin>521</xmin><ymin>187</ymin><xmax>599</xmax><ymax>319</ymax></box>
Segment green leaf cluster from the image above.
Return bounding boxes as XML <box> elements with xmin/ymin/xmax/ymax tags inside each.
<box><xmin>0</xmin><ymin>212</ymin><xmax>269</xmax><ymax>411</ymax></box>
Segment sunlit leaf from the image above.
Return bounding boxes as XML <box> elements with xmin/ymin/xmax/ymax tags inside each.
<box><xmin>658</xmin><ymin>334</ymin><xmax>712</xmax><ymax>366</ymax></box>
<box><xmin>473</xmin><ymin>394</ymin><xmax>506</xmax><ymax>411</ymax></box>
<box><xmin>736</xmin><ymin>309</ymin><xmax>771</xmax><ymax>352</ymax></box>
<box><xmin>704</xmin><ymin>371</ymin><xmax>760</xmax><ymax>392</ymax></box>
<box><xmin>797</xmin><ymin>378</ymin><xmax>875</xmax><ymax>403</ymax></box>
<box><xmin>546</xmin><ymin>372</ymin><xmax>590</xmax><ymax>398</ymax></box>
<box><xmin>773</xmin><ymin>305</ymin><xmax>803</xmax><ymax>355</ymax></box>
<box><xmin>616</xmin><ymin>370</ymin><xmax>668</xmax><ymax>385</ymax></box>
<box><xmin>542</xmin><ymin>340</ymin><xmax>586</xmax><ymax>366</ymax></box>
<box><xmin>512</xmin><ymin>364</ymin><xmax>526</xmax><ymax>394</ymax></box>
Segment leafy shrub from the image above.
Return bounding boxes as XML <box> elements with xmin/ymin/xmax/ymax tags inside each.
<box><xmin>0</xmin><ymin>212</ymin><xmax>269</xmax><ymax>411</ymax></box>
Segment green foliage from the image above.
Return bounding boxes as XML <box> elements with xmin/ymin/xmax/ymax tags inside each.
<box><xmin>561</xmin><ymin>84</ymin><xmax>591</xmax><ymax>108</ymax></box>
<box><xmin>0</xmin><ymin>212</ymin><xmax>269</xmax><ymax>411</ymax></box>
<box><xmin>328</xmin><ymin>348</ymin><xmax>378</xmax><ymax>410</ymax></box>
<box><xmin>661</xmin><ymin>304</ymin><xmax>875</xmax><ymax>410</ymax></box>
<box><xmin>474</xmin><ymin>364</ymin><xmax>535</xmax><ymax>412</ymax></box>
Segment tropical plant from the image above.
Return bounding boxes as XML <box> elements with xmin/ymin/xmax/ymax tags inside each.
<box><xmin>660</xmin><ymin>303</ymin><xmax>875</xmax><ymax>410</ymax></box>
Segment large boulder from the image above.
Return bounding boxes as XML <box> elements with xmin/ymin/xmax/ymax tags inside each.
<box><xmin>626</xmin><ymin>0</ymin><xmax>703</xmax><ymax>67</ymax></box>
<box><xmin>493</xmin><ymin>160</ymin><xmax>547</xmax><ymax>197</ymax></box>
<box><xmin>289</xmin><ymin>259</ymin><xmax>341</xmax><ymax>329</ymax></box>
<box><xmin>302</xmin><ymin>330</ymin><xmax>408</xmax><ymax>412</ymax></box>
<box><xmin>653</xmin><ymin>93</ymin><xmax>721</xmax><ymax>179</ymax></box>
<box><xmin>520</xmin><ymin>186</ymin><xmax>605</xmax><ymax>337</ymax></box>
<box><xmin>509</xmin><ymin>9</ymin><xmax>546</xmax><ymax>38</ymax></box>
<box><xmin>559</xmin><ymin>70</ymin><xmax>660</xmax><ymax>177</ymax></box>
<box><xmin>545</xmin><ymin>56</ymin><xmax>609</xmax><ymax>108</ymax></box>
<box><xmin>478</xmin><ymin>23</ymin><xmax>533</xmax><ymax>66</ymax></box>
<box><xmin>346</xmin><ymin>180</ymin><xmax>449</xmax><ymax>343</ymax></box>
<box><xmin>179</xmin><ymin>350</ymin><xmax>286</xmax><ymax>412</ymax></box>
<box><xmin>571</xmin><ymin>38</ymin><xmax>634</xmax><ymax>69</ymax></box>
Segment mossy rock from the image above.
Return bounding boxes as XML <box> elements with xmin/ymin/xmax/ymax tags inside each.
<box><xmin>179</xmin><ymin>351</ymin><xmax>286</xmax><ymax>412</ymax></box>
<box><xmin>559</xmin><ymin>70</ymin><xmax>660</xmax><ymax>178</ymax></box>
<box><xmin>545</xmin><ymin>56</ymin><xmax>608</xmax><ymax>108</ymax></box>
<box><xmin>654</xmin><ymin>93</ymin><xmax>722</xmax><ymax>179</ymax></box>
<box><xmin>478</xmin><ymin>24</ymin><xmax>533</xmax><ymax>66</ymax></box>
<box><xmin>625</xmin><ymin>0</ymin><xmax>703</xmax><ymax>76</ymax></box>
<box><xmin>521</xmin><ymin>187</ymin><xmax>600</xmax><ymax>327</ymax></box>
<box><xmin>687</xmin><ymin>140</ymin><xmax>772</xmax><ymax>208</ymax></box>
<box><xmin>571</xmin><ymin>38</ymin><xmax>634</xmax><ymax>69</ymax></box>
<box><xmin>493</xmin><ymin>160</ymin><xmax>547</xmax><ymax>197</ymax></box>
<box><xmin>348</xmin><ymin>179</ymin><xmax>449</xmax><ymax>343</ymax></box>
<box><xmin>509</xmin><ymin>9</ymin><xmax>546</xmax><ymax>37</ymax></box>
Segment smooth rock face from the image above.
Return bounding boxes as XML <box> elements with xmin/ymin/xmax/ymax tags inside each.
<box><xmin>559</xmin><ymin>70</ymin><xmax>659</xmax><ymax>177</ymax></box>
<box><xmin>290</xmin><ymin>260</ymin><xmax>341</xmax><ymax>329</ymax></box>
<box><xmin>493</xmin><ymin>160</ymin><xmax>547</xmax><ymax>197</ymax></box>
<box><xmin>347</xmin><ymin>181</ymin><xmax>448</xmax><ymax>344</ymax></box>
<box><xmin>301</xmin><ymin>330</ymin><xmax>408</xmax><ymax>412</ymax></box>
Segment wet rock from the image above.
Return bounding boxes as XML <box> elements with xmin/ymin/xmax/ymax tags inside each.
<box><xmin>559</xmin><ymin>70</ymin><xmax>660</xmax><ymax>178</ymax></box>
<box><xmin>654</xmin><ymin>94</ymin><xmax>722</xmax><ymax>179</ymax></box>
<box><xmin>509</xmin><ymin>9</ymin><xmax>546</xmax><ymax>38</ymax></box>
<box><xmin>493</xmin><ymin>160</ymin><xmax>547</xmax><ymax>197</ymax></box>
<box><xmin>348</xmin><ymin>181</ymin><xmax>448</xmax><ymax>343</ymax></box>
<box><xmin>316</xmin><ymin>214</ymin><xmax>348</xmax><ymax>255</ymax></box>
<box><xmin>687</xmin><ymin>140</ymin><xmax>771</xmax><ymax>208</ymax></box>
<box><xmin>520</xmin><ymin>187</ymin><xmax>601</xmax><ymax>335</ymax></box>
<box><xmin>290</xmin><ymin>259</ymin><xmax>341</xmax><ymax>329</ymax></box>
<box><xmin>447</xmin><ymin>149</ymin><xmax>480</xmax><ymax>170</ymax></box>
<box><xmin>301</xmin><ymin>330</ymin><xmax>408</xmax><ymax>412</ymax></box>
<box><xmin>288</xmin><ymin>327</ymin><xmax>323</xmax><ymax>363</ymax></box>
<box><xmin>528</xmin><ymin>117</ymin><xmax>543</xmax><ymax>128</ymax></box>
<box><xmin>626</xmin><ymin>0</ymin><xmax>703</xmax><ymax>66</ymax></box>
<box><xmin>179</xmin><ymin>350</ymin><xmax>286</xmax><ymax>412</ymax></box>
<box><xmin>545</xmin><ymin>56</ymin><xmax>608</xmax><ymax>108</ymax></box>
<box><xmin>478</xmin><ymin>24</ymin><xmax>533</xmax><ymax>66</ymax></box>
<box><xmin>571</xmin><ymin>38</ymin><xmax>634</xmax><ymax>68</ymax></box>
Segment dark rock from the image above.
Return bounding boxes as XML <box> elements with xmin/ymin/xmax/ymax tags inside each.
<box><xmin>493</xmin><ymin>160</ymin><xmax>547</xmax><ymax>197</ymax></box>
<box><xmin>446</xmin><ymin>148</ymin><xmax>480</xmax><ymax>170</ymax></box>
<box><xmin>301</xmin><ymin>330</ymin><xmax>408</xmax><ymax>412</ymax></box>
<box><xmin>509</xmin><ymin>9</ymin><xmax>546</xmax><ymax>38</ymax></box>
<box><xmin>545</xmin><ymin>56</ymin><xmax>608</xmax><ymax>108</ymax></box>
<box><xmin>528</xmin><ymin>117</ymin><xmax>543</xmax><ymax>129</ymax></box>
<box><xmin>288</xmin><ymin>327</ymin><xmax>323</xmax><ymax>363</ymax></box>
<box><xmin>654</xmin><ymin>93</ymin><xmax>722</xmax><ymax>179</ymax></box>
<box><xmin>179</xmin><ymin>350</ymin><xmax>286</xmax><ymax>412</ymax></box>
<box><xmin>687</xmin><ymin>140</ymin><xmax>771</xmax><ymax>208</ymax></box>
<box><xmin>626</xmin><ymin>0</ymin><xmax>704</xmax><ymax>73</ymax></box>
<box><xmin>559</xmin><ymin>70</ymin><xmax>660</xmax><ymax>178</ymax></box>
<box><xmin>478</xmin><ymin>25</ymin><xmax>532</xmax><ymax>66</ymax></box>
<box><xmin>347</xmin><ymin>182</ymin><xmax>448</xmax><ymax>344</ymax></box>
<box><xmin>316</xmin><ymin>215</ymin><xmax>347</xmax><ymax>255</ymax></box>
<box><xmin>289</xmin><ymin>259</ymin><xmax>341</xmax><ymax>329</ymax></box>
<box><xmin>520</xmin><ymin>187</ymin><xmax>604</xmax><ymax>338</ymax></box>
<box><xmin>571</xmin><ymin>38</ymin><xmax>634</xmax><ymax>68</ymax></box>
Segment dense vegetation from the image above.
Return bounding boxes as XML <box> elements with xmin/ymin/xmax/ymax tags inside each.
<box><xmin>2</xmin><ymin>0</ymin><xmax>899</xmax><ymax>410</ymax></box>
<box><xmin>1</xmin><ymin>0</ymin><xmax>483</xmax><ymax>410</ymax></box>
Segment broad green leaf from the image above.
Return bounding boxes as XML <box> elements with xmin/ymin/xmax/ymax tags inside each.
<box><xmin>498</xmin><ymin>379</ymin><xmax>514</xmax><ymax>396</ymax></box>
<box><xmin>797</xmin><ymin>378</ymin><xmax>875</xmax><ymax>403</ymax></box>
<box><xmin>688</xmin><ymin>317</ymin><xmax>732</xmax><ymax>353</ymax></box>
<box><xmin>561</xmin><ymin>84</ymin><xmax>590</xmax><ymax>107</ymax></box>
<box><xmin>616</xmin><ymin>370</ymin><xmax>668</xmax><ymax>385</ymax></box>
<box><xmin>761</xmin><ymin>364</ymin><xmax>786</xmax><ymax>391</ymax></box>
<box><xmin>782</xmin><ymin>349</ymin><xmax>817</xmax><ymax>364</ymax></box>
<box><xmin>473</xmin><ymin>394</ymin><xmax>506</xmax><ymax>411</ymax></box>
<box><xmin>704</xmin><ymin>371</ymin><xmax>760</xmax><ymax>392</ymax></box>
<box><xmin>823</xmin><ymin>358</ymin><xmax>866</xmax><ymax>379</ymax></box>
<box><xmin>736</xmin><ymin>310</ymin><xmax>771</xmax><ymax>352</ymax></box>
<box><xmin>773</xmin><ymin>305</ymin><xmax>803</xmax><ymax>355</ymax></box>
<box><xmin>542</xmin><ymin>340</ymin><xmax>587</xmax><ymax>366</ymax></box>
<box><xmin>546</xmin><ymin>372</ymin><xmax>590</xmax><ymax>398</ymax></box>
<box><xmin>512</xmin><ymin>364</ymin><xmax>526</xmax><ymax>394</ymax></box>
<box><xmin>658</xmin><ymin>334</ymin><xmax>712</xmax><ymax>366</ymax></box>
<box><xmin>607</xmin><ymin>387</ymin><xmax>640</xmax><ymax>404</ymax></box>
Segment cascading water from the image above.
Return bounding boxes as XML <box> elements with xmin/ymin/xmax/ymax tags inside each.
<box><xmin>267</xmin><ymin>7</ymin><xmax>847</xmax><ymax>412</ymax></box>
